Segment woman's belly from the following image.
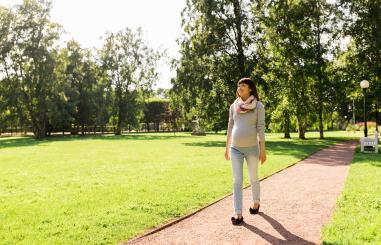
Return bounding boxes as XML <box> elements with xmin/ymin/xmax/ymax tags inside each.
<box><xmin>231</xmin><ymin>123</ymin><xmax>257</xmax><ymax>147</ymax></box>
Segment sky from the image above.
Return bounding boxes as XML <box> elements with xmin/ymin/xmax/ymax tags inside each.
<box><xmin>0</xmin><ymin>0</ymin><xmax>186</xmax><ymax>89</ymax></box>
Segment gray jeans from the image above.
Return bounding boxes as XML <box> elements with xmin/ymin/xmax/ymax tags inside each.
<box><xmin>230</xmin><ymin>145</ymin><xmax>260</xmax><ymax>214</ymax></box>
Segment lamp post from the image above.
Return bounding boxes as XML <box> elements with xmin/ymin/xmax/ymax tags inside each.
<box><xmin>360</xmin><ymin>80</ymin><xmax>369</xmax><ymax>137</ymax></box>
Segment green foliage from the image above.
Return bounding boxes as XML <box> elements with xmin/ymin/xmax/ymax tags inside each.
<box><xmin>144</xmin><ymin>100</ymin><xmax>170</xmax><ymax>125</ymax></box>
<box><xmin>334</xmin><ymin>0</ymin><xmax>381</xmax><ymax>127</ymax></box>
<box><xmin>0</xmin><ymin>0</ymin><xmax>62</xmax><ymax>139</ymax></box>
<box><xmin>99</xmin><ymin>28</ymin><xmax>163</xmax><ymax>135</ymax></box>
<box><xmin>0</xmin><ymin>1</ymin><xmax>164</xmax><ymax>139</ymax></box>
<box><xmin>256</xmin><ymin>0</ymin><xmax>338</xmax><ymax>139</ymax></box>
<box><xmin>171</xmin><ymin>0</ymin><xmax>261</xmax><ymax>132</ymax></box>
<box><xmin>0</xmin><ymin>0</ymin><xmax>380</xmax><ymax>139</ymax></box>
<box><xmin>172</xmin><ymin>0</ymin><xmax>357</xmax><ymax>138</ymax></box>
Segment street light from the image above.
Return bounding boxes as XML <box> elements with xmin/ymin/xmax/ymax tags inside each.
<box><xmin>360</xmin><ymin>80</ymin><xmax>369</xmax><ymax>137</ymax></box>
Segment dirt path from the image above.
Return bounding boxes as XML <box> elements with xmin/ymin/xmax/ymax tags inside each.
<box><xmin>123</xmin><ymin>141</ymin><xmax>357</xmax><ymax>245</ymax></box>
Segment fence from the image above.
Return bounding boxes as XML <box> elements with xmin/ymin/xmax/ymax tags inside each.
<box><xmin>0</xmin><ymin>123</ymin><xmax>187</xmax><ymax>137</ymax></box>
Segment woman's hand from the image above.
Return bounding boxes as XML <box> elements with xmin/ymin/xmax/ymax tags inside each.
<box><xmin>225</xmin><ymin>148</ymin><xmax>230</xmax><ymax>160</ymax></box>
<box><xmin>259</xmin><ymin>141</ymin><xmax>266</xmax><ymax>164</ymax></box>
<box><xmin>259</xmin><ymin>150</ymin><xmax>266</xmax><ymax>164</ymax></box>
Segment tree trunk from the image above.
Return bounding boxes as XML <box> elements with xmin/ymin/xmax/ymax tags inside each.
<box><xmin>33</xmin><ymin>122</ymin><xmax>46</xmax><ymax>140</ymax></box>
<box><xmin>297</xmin><ymin>116</ymin><xmax>306</xmax><ymax>139</ymax></box>
<box><xmin>115</xmin><ymin>86</ymin><xmax>122</xmax><ymax>135</ymax></box>
<box><xmin>316</xmin><ymin>10</ymin><xmax>324</xmax><ymax>140</ymax></box>
<box><xmin>81</xmin><ymin>123</ymin><xmax>85</xmax><ymax>136</ymax></box>
<box><xmin>284</xmin><ymin>116</ymin><xmax>291</xmax><ymax>138</ymax></box>
<box><xmin>30</xmin><ymin>108</ymin><xmax>46</xmax><ymax>139</ymax></box>
<box><xmin>116</xmin><ymin>121</ymin><xmax>121</xmax><ymax>135</ymax></box>
<box><xmin>318</xmin><ymin>104</ymin><xmax>324</xmax><ymax>139</ymax></box>
<box><xmin>232</xmin><ymin>0</ymin><xmax>246</xmax><ymax>77</ymax></box>
<box><xmin>376</xmin><ymin>97</ymin><xmax>379</xmax><ymax>132</ymax></box>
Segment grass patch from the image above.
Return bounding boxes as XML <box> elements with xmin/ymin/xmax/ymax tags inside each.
<box><xmin>0</xmin><ymin>131</ymin><xmax>357</xmax><ymax>244</ymax></box>
<box><xmin>322</xmin><ymin>143</ymin><xmax>381</xmax><ymax>245</ymax></box>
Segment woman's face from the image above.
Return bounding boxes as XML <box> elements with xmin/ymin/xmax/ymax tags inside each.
<box><xmin>237</xmin><ymin>82</ymin><xmax>251</xmax><ymax>98</ymax></box>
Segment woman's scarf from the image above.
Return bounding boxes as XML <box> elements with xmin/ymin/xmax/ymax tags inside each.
<box><xmin>234</xmin><ymin>95</ymin><xmax>257</xmax><ymax>114</ymax></box>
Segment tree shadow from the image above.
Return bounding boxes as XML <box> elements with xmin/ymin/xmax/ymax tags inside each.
<box><xmin>183</xmin><ymin>139</ymin><xmax>345</xmax><ymax>159</ymax></box>
<box><xmin>183</xmin><ymin>141</ymin><xmax>226</xmax><ymax>148</ymax></box>
<box><xmin>353</xmin><ymin>147</ymin><xmax>381</xmax><ymax>168</ymax></box>
<box><xmin>0</xmin><ymin>133</ymin><xmax>188</xmax><ymax>150</ymax></box>
<box><xmin>92</xmin><ymin>134</ymin><xmax>188</xmax><ymax>141</ymax></box>
<box><xmin>371</xmin><ymin>160</ymin><xmax>381</xmax><ymax>167</ymax></box>
<box><xmin>242</xmin><ymin>212</ymin><xmax>315</xmax><ymax>244</ymax></box>
<box><xmin>0</xmin><ymin>137</ymin><xmax>45</xmax><ymax>149</ymax></box>
<box><xmin>321</xmin><ymin>242</ymin><xmax>341</xmax><ymax>245</ymax></box>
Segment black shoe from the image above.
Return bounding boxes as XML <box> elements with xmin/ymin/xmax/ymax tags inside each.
<box><xmin>231</xmin><ymin>216</ymin><xmax>244</xmax><ymax>225</ymax></box>
<box><xmin>249</xmin><ymin>204</ymin><xmax>260</xmax><ymax>214</ymax></box>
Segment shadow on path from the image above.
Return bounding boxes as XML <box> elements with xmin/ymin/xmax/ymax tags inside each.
<box><xmin>242</xmin><ymin>213</ymin><xmax>315</xmax><ymax>245</ymax></box>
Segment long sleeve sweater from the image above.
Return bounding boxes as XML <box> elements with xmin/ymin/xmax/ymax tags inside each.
<box><xmin>227</xmin><ymin>101</ymin><xmax>265</xmax><ymax>147</ymax></box>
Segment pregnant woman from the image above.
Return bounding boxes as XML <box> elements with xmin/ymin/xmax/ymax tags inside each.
<box><xmin>225</xmin><ymin>77</ymin><xmax>266</xmax><ymax>225</ymax></box>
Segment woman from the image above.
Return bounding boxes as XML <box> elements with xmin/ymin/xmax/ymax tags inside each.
<box><xmin>225</xmin><ymin>77</ymin><xmax>266</xmax><ymax>225</ymax></box>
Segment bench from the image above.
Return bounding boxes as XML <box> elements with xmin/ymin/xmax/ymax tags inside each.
<box><xmin>360</xmin><ymin>132</ymin><xmax>379</xmax><ymax>153</ymax></box>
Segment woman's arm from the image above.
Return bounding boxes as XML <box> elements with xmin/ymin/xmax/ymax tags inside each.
<box><xmin>225</xmin><ymin>105</ymin><xmax>234</xmax><ymax>160</ymax></box>
<box><xmin>257</xmin><ymin>103</ymin><xmax>266</xmax><ymax>164</ymax></box>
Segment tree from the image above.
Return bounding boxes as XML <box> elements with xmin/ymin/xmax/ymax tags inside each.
<box><xmin>255</xmin><ymin>0</ymin><xmax>340</xmax><ymax>139</ymax></box>
<box><xmin>172</xmin><ymin>0</ymin><xmax>262</xmax><ymax>132</ymax></box>
<box><xmin>338</xmin><ymin>0</ymin><xmax>381</xmax><ymax>129</ymax></box>
<box><xmin>48</xmin><ymin>47</ymin><xmax>76</xmax><ymax>135</ymax></box>
<box><xmin>100</xmin><ymin>28</ymin><xmax>162</xmax><ymax>135</ymax></box>
<box><xmin>309</xmin><ymin>0</ymin><xmax>337</xmax><ymax>139</ymax></box>
<box><xmin>9</xmin><ymin>0</ymin><xmax>61</xmax><ymax>139</ymax></box>
<box><xmin>0</xmin><ymin>6</ymin><xmax>25</xmax><ymax>132</ymax></box>
<box><xmin>144</xmin><ymin>99</ymin><xmax>170</xmax><ymax>132</ymax></box>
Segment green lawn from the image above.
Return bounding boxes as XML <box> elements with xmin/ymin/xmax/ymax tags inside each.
<box><xmin>322</xmin><ymin>143</ymin><xmax>381</xmax><ymax>245</ymax></box>
<box><xmin>0</xmin><ymin>131</ymin><xmax>359</xmax><ymax>244</ymax></box>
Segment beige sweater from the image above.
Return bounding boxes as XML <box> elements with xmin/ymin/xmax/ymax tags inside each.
<box><xmin>227</xmin><ymin>101</ymin><xmax>265</xmax><ymax>147</ymax></box>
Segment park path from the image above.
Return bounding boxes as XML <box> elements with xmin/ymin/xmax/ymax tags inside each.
<box><xmin>123</xmin><ymin>140</ymin><xmax>357</xmax><ymax>245</ymax></box>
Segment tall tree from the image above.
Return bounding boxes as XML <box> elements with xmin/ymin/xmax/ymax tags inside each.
<box><xmin>0</xmin><ymin>6</ymin><xmax>23</xmax><ymax>132</ymax></box>
<box><xmin>258</xmin><ymin>0</ymin><xmax>315</xmax><ymax>139</ymax></box>
<box><xmin>100</xmin><ymin>28</ymin><xmax>161</xmax><ymax>135</ymax></box>
<box><xmin>338</xmin><ymin>0</ymin><xmax>381</xmax><ymax>130</ymax></box>
<box><xmin>9</xmin><ymin>0</ymin><xmax>61</xmax><ymax>139</ymax></box>
<box><xmin>173</xmin><ymin>0</ymin><xmax>262</xmax><ymax>132</ymax></box>
<box><xmin>48</xmin><ymin>47</ymin><xmax>76</xmax><ymax>135</ymax></box>
<box><xmin>258</xmin><ymin>0</ymin><xmax>341</xmax><ymax>139</ymax></box>
<box><xmin>309</xmin><ymin>0</ymin><xmax>337</xmax><ymax>139</ymax></box>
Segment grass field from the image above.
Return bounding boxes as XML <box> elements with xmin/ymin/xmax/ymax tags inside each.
<box><xmin>322</xmin><ymin>142</ymin><xmax>381</xmax><ymax>245</ymax></box>
<box><xmin>0</xmin><ymin>131</ymin><xmax>360</xmax><ymax>244</ymax></box>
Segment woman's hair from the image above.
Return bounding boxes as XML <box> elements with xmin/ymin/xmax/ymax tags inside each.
<box><xmin>236</xmin><ymin>77</ymin><xmax>260</xmax><ymax>101</ymax></box>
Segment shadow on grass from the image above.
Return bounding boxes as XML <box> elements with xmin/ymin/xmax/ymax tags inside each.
<box><xmin>183</xmin><ymin>138</ymin><xmax>346</xmax><ymax>158</ymax></box>
<box><xmin>352</xmin><ymin>147</ymin><xmax>381</xmax><ymax>167</ymax></box>
<box><xmin>0</xmin><ymin>133</ymin><xmax>189</xmax><ymax>149</ymax></box>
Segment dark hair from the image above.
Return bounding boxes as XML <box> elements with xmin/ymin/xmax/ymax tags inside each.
<box><xmin>236</xmin><ymin>78</ymin><xmax>260</xmax><ymax>101</ymax></box>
